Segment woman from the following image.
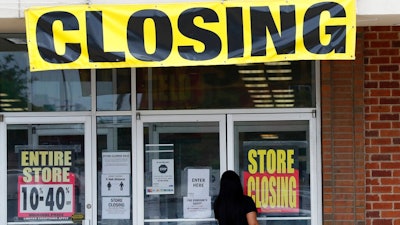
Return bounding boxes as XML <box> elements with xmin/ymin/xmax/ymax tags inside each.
<box><xmin>214</xmin><ymin>170</ymin><xmax>259</xmax><ymax>225</ymax></box>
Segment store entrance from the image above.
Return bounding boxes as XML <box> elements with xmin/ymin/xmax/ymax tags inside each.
<box><xmin>136</xmin><ymin>114</ymin><xmax>226</xmax><ymax>225</ymax></box>
<box><xmin>136</xmin><ymin>112</ymin><xmax>318</xmax><ymax>225</ymax></box>
<box><xmin>3</xmin><ymin>116</ymin><xmax>93</xmax><ymax>225</ymax></box>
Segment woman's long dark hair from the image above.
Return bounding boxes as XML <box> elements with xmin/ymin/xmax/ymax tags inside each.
<box><xmin>214</xmin><ymin>170</ymin><xmax>246</xmax><ymax>225</ymax></box>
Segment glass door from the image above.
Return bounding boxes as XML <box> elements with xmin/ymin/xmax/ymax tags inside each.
<box><xmin>136</xmin><ymin>114</ymin><xmax>226</xmax><ymax>225</ymax></box>
<box><xmin>2</xmin><ymin>116</ymin><xmax>93</xmax><ymax>225</ymax></box>
<box><xmin>227</xmin><ymin>113</ymin><xmax>320</xmax><ymax>225</ymax></box>
<box><xmin>136</xmin><ymin>112</ymin><xmax>320</xmax><ymax>225</ymax></box>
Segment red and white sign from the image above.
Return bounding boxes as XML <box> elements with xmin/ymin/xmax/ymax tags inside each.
<box><xmin>18</xmin><ymin>174</ymin><xmax>76</xmax><ymax>218</ymax></box>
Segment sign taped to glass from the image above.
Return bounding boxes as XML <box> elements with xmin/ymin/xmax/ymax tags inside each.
<box><xmin>15</xmin><ymin>145</ymin><xmax>81</xmax><ymax>220</ymax></box>
<box><xmin>243</xmin><ymin>141</ymin><xmax>303</xmax><ymax>214</ymax></box>
<box><xmin>24</xmin><ymin>0</ymin><xmax>356</xmax><ymax>71</ymax></box>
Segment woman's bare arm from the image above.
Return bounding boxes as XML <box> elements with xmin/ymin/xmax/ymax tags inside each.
<box><xmin>246</xmin><ymin>211</ymin><xmax>259</xmax><ymax>225</ymax></box>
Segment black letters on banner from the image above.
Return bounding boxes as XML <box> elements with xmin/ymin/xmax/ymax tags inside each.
<box><xmin>27</xmin><ymin>1</ymin><xmax>354</xmax><ymax>71</ymax></box>
<box><xmin>177</xmin><ymin>8</ymin><xmax>222</xmax><ymax>60</ymax></box>
<box><xmin>303</xmin><ymin>2</ymin><xmax>346</xmax><ymax>54</ymax></box>
<box><xmin>250</xmin><ymin>6</ymin><xmax>296</xmax><ymax>56</ymax></box>
<box><xmin>226</xmin><ymin>7</ymin><xmax>245</xmax><ymax>59</ymax></box>
<box><xmin>86</xmin><ymin>11</ymin><xmax>126</xmax><ymax>62</ymax></box>
<box><xmin>127</xmin><ymin>9</ymin><xmax>173</xmax><ymax>61</ymax></box>
<box><xmin>36</xmin><ymin>11</ymin><xmax>81</xmax><ymax>63</ymax></box>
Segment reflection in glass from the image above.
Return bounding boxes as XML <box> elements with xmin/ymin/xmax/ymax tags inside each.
<box><xmin>0</xmin><ymin>52</ymin><xmax>91</xmax><ymax>112</ymax></box>
<box><xmin>30</xmin><ymin>69</ymin><xmax>91</xmax><ymax>111</ymax></box>
<box><xmin>96</xmin><ymin>69</ymin><xmax>131</xmax><ymax>111</ymax></box>
<box><xmin>97</xmin><ymin>116</ymin><xmax>132</xmax><ymax>225</ymax></box>
<box><xmin>259</xmin><ymin>220</ymin><xmax>311</xmax><ymax>225</ymax></box>
<box><xmin>143</xmin><ymin>122</ymin><xmax>220</xmax><ymax>222</ymax></box>
<box><xmin>144</xmin><ymin>221</ymin><xmax>310</xmax><ymax>225</ymax></box>
<box><xmin>235</xmin><ymin>121</ymin><xmax>311</xmax><ymax>220</ymax></box>
<box><xmin>137</xmin><ymin>61</ymin><xmax>314</xmax><ymax>110</ymax></box>
<box><xmin>0</xmin><ymin>53</ymin><xmax>28</xmax><ymax>111</ymax></box>
<box><xmin>7</xmin><ymin>124</ymin><xmax>85</xmax><ymax>222</ymax></box>
<box><xmin>145</xmin><ymin>222</ymin><xmax>218</xmax><ymax>225</ymax></box>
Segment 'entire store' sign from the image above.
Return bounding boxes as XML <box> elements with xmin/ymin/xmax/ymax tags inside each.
<box><xmin>25</xmin><ymin>0</ymin><xmax>355</xmax><ymax>71</ymax></box>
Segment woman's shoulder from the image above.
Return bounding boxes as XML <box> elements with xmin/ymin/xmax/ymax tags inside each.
<box><xmin>242</xmin><ymin>195</ymin><xmax>254</xmax><ymax>202</ymax></box>
<box><xmin>242</xmin><ymin>195</ymin><xmax>257</xmax><ymax>212</ymax></box>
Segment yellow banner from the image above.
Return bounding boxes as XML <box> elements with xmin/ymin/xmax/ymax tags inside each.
<box><xmin>25</xmin><ymin>0</ymin><xmax>356</xmax><ymax>71</ymax></box>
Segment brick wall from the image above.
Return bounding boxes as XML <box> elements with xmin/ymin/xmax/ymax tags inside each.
<box><xmin>364</xmin><ymin>26</ymin><xmax>400</xmax><ymax>225</ymax></box>
<box><xmin>321</xmin><ymin>26</ymin><xmax>400</xmax><ymax>225</ymax></box>
<box><xmin>321</xmin><ymin>28</ymin><xmax>365</xmax><ymax>225</ymax></box>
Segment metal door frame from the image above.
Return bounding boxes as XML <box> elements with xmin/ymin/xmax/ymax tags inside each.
<box><xmin>227</xmin><ymin>112</ymin><xmax>321</xmax><ymax>225</ymax></box>
<box><xmin>136</xmin><ymin>111</ymin><xmax>321</xmax><ymax>225</ymax></box>
<box><xmin>0</xmin><ymin>115</ymin><xmax>93</xmax><ymax>225</ymax></box>
<box><xmin>136</xmin><ymin>114</ymin><xmax>227</xmax><ymax>225</ymax></box>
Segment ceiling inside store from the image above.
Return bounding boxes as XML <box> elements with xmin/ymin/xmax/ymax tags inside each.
<box><xmin>0</xmin><ymin>33</ymin><xmax>27</xmax><ymax>52</ymax></box>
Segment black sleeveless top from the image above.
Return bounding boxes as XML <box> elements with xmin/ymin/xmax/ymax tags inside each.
<box><xmin>215</xmin><ymin>195</ymin><xmax>257</xmax><ymax>225</ymax></box>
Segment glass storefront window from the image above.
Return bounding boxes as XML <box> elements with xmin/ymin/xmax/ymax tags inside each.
<box><xmin>143</xmin><ymin>121</ymin><xmax>220</xmax><ymax>223</ymax></box>
<box><xmin>6</xmin><ymin>123</ymin><xmax>86</xmax><ymax>223</ymax></box>
<box><xmin>0</xmin><ymin>52</ymin><xmax>91</xmax><ymax>112</ymax></box>
<box><xmin>30</xmin><ymin>69</ymin><xmax>91</xmax><ymax>111</ymax></box>
<box><xmin>137</xmin><ymin>61</ymin><xmax>315</xmax><ymax>110</ymax></box>
<box><xmin>96</xmin><ymin>69</ymin><xmax>131</xmax><ymax>111</ymax></box>
<box><xmin>1</xmin><ymin>52</ymin><xmax>314</xmax><ymax>112</ymax></box>
<box><xmin>97</xmin><ymin>116</ymin><xmax>132</xmax><ymax>225</ymax></box>
<box><xmin>1</xmin><ymin>46</ymin><xmax>318</xmax><ymax>225</ymax></box>
<box><xmin>234</xmin><ymin>120</ymin><xmax>311</xmax><ymax>225</ymax></box>
<box><xmin>0</xmin><ymin>53</ymin><xmax>28</xmax><ymax>112</ymax></box>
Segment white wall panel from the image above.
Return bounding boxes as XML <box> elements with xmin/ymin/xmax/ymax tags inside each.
<box><xmin>0</xmin><ymin>0</ymin><xmax>87</xmax><ymax>18</ymax></box>
<box><xmin>0</xmin><ymin>0</ymin><xmax>213</xmax><ymax>19</ymax></box>
<box><xmin>357</xmin><ymin>0</ymin><xmax>400</xmax><ymax>26</ymax></box>
<box><xmin>91</xmin><ymin>0</ymin><xmax>213</xmax><ymax>3</ymax></box>
<box><xmin>357</xmin><ymin>0</ymin><xmax>400</xmax><ymax>15</ymax></box>
<box><xmin>0</xmin><ymin>0</ymin><xmax>19</xmax><ymax>18</ymax></box>
<box><xmin>1</xmin><ymin>0</ymin><xmax>400</xmax><ymax>26</ymax></box>
<box><xmin>20</xmin><ymin>0</ymin><xmax>88</xmax><ymax>15</ymax></box>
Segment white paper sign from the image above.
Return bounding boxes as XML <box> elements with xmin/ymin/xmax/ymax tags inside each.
<box><xmin>187</xmin><ymin>168</ymin><xmax>210</xmax><ymax>197</ymax></box>
<box><xmin>101</xmin><ymin>174</ymin><xmax>130</xmax><ymax>196</ymax></box>
<box><xmin>102</xmin><ymin>152</ymin><xmax>131</xmax><ymax>174</ymax></box>
<box><xmin>102</xmin><ymin>197</ymin><xmax>131</xmax><ymax>219</ymax></box>
<box><xmin>146</xmin><ymin>159</ymin><xmax>174</xmax><ymax>195</ymax></box>
<box><xmin>183</xmin><ymin>196</ymin><xmax>212</xmax><ymax>218</ymax></box>
<box><xmin>18</xmin><ymin>183</ymin><xmax>74</xmax><ymax>217</ymax></box>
